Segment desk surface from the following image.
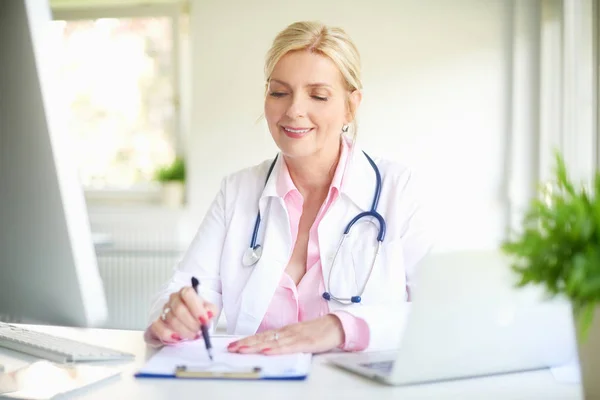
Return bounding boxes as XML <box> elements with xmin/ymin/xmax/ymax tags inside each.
<box><xmin>0</xmin><ymin>324</ymin><xmax>582</xmax><ymax>400</ymax></box>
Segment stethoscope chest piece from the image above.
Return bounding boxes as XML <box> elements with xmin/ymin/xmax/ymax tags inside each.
<box><xmin>322</xmin><ymin>292</ymin><xmax>362</xmax><ymax>304</ymax></box>
<box><xmin>242</xmin><ymin>245</ymin><xmax>262</xmax><ymax>267</ymax></box>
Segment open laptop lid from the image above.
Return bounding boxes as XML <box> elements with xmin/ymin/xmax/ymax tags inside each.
<box><xmin>389</xmin><ymin>250</ymin><xmax>577</xmax><ymax>385</ymax></box>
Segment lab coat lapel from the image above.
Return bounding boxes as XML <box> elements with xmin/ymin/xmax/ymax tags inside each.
<box><xmin>234</xmin><ymin>154</ymin><xmax>291</xmax><ymax>335</ymax></box>
<box><xmin>342</xmin><ymin>145</ymin><xmax>379</xmax><ymax>212</ymax></box>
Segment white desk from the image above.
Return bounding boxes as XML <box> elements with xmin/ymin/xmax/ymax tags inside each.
<box><xmin>0</xmin><ymin>324</ymin><xmax>582</xmax><ymax>399</ymax></box>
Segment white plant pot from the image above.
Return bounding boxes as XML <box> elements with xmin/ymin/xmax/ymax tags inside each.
<box><xmin>577</xmin><ymin>305</ymin><xmax>600</xmax><ymax>399</ymax></box>
<box><xmin>161</xmin><ymin>182</ymin><xmax>185</xmax><ymax>208</ymax></box>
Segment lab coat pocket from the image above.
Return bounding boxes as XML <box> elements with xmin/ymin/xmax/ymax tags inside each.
<box><xmin>351</xmin><ymin>234</ymin><xmax>406</xmax><ymax>304</ymax></box>
<box><xmin>341</xmin><ymin>218</ymin><xmax>383</xmax><ymax>303</ymax></box>
<box><xmin>327</xmin><ymin>237</ymin><xmax>360</xmax><ymax>301</ymax></box>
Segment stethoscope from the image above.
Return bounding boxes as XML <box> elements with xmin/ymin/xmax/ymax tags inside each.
<box><xmin>241</xmin><ymin>151</ymin><xmax>386</xmax><ymax>305</ymax></box>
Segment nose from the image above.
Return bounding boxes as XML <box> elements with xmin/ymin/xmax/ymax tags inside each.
<box><xmin>285</xmin><ymin>93</ymin><xmax>307</xmax><ymax>119</ymax></box>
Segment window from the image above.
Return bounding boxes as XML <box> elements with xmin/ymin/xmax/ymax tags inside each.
<box><xmin>50</xmin><ymin>7</ymin><xmax>182</xmax><ymax>193</ymax></box>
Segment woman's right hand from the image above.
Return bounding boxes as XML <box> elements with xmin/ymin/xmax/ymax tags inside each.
<box><xmin>147</xmin><ymin>286</ymin><xmax>219</xmax><ymax>345</ymax></box>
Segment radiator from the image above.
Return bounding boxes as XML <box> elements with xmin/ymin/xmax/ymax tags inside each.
<box><xmin>86</xmin><ymin>206</ymin><xmax>229</xmax><ymax>332</ymax></box>
<box><xmin>89</xmin><ymin>206</ymin><xmax>190</xmax><ymax>331</ymax></box>
<box><xmin>96</xmin><ymin>246</ymin><xmax>184</xmax><ymax>331</ymax></box>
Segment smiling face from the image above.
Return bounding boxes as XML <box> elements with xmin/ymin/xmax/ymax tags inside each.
<box><xmin>264</xmin><ymin>50</ymin><xmax>360</xmax><ymax>161</ymax></box>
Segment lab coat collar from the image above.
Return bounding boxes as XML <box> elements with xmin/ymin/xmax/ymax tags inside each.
<box><xmin>260</xmin><ymin>152</ymin><xmax>284</xmax><ymax>203</ymax></box>
<box><xmin>339</xmin><ymin>140</ymin><xmax>377</xmax><ymax>212</ymax></box>
<box><xmin>258</xmin><ymin>138</ymin><xmax>375</xmax><ymax>214</ymax></box>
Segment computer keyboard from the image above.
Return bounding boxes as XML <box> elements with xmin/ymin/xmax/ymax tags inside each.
<box><xmin>0</xmin><ymin>322</ymin><xmax>135</xmax><ymax>363</ymax></box>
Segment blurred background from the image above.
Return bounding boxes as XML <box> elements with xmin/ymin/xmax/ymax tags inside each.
<box><xmin>45</xmin><ymin>0</ymin><xmax>598</xmax><ymax>331</ymax></box>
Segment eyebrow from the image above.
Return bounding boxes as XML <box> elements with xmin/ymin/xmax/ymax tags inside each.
<box><xmin>269</xmin><ymin>78</ymin><xmax>333</xmax><ymax>89</ymax></box>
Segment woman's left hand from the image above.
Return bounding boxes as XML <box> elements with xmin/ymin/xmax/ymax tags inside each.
<box><xmin>227</xmin><ymin>314</ymin><xmax>345</xmax><ymax>355</ymax></box>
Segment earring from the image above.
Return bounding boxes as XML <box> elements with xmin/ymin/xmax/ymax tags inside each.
<box><xmin>342</xmin><ymin>124</ymin><xmax>349</xmax><ymax>133</ymax></box>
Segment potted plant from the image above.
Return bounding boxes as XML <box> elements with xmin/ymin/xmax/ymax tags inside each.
<box><xmin>501</xmin><ymin>152</ymin><xmax>600</xmax><ymax>399</ymax></box>
<box><xmin>154</xmin><ymin>157</ymin><xmax>186</xmax><ymax>208</ymax></box>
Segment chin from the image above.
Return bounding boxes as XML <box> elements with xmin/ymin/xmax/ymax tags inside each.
<box><xmin>277</xmin><ymin>141</ymin><xmax>317</xmax><ymax>159</ymax></box>
<box><xmin>272</xmin><ymin>128</ymin><xmax>317</xmax><ymax>158</ymax></box>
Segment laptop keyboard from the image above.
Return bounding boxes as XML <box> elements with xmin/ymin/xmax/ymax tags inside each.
<box><xmin>360</xmin><ymin>360</ymin><xmax>395</xmax><ymax>374</ymax></box>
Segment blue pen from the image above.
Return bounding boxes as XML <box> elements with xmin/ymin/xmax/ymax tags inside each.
<box><xmin>191</xmin><ymin>277</ymin><xmax>213</xmax><ymax>361</ymax></box>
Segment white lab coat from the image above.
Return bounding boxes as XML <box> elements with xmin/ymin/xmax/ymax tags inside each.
<box><xmin>147</xmin><ymin>143</ymin><xmax>433</xmax><ymax>351</ymax></box>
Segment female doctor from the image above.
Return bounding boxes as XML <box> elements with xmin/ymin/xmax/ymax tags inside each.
<box><xmin>145</xmin><ymin>21</ymin><xmax>432</xmax><ymax>354</ymax></box>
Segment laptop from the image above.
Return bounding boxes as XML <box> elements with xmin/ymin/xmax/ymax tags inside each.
<box><xmin>327</xmin><ymin>250</ymin><xmax>578</xmax><ymax>385</ymax></box>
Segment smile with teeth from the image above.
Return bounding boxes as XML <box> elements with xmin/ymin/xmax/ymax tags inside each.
<box><xmin>283</xmin><ymin>127</ymin><xmax>312</xmax><ymax>134</ymax></box>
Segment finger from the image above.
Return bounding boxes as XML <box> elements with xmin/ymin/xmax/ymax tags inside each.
<box><xmin>227</xmin><ymin>330</ymin><xmax>273</xmax><ymax>351</ymax></box>
<box><xmin>232</xmin><ymin>330</ymin><xmax>288</xmax><ymax>353</ymax></box>
<box><xmin>150</xmin><ymin>318</ymin><xmax>180</xmax><ymax>345</ymax></box>
<box><xmin>164</xmin><ymin>299</ymin><xmax>199</xmax><ymax>340</ymax></box>
<box><xmin>203</xmin><ymin>301</ymin><xmax>219</xmax><ymax>323</ymax></box>
<box><xmin>165</xmin><ymin>312</ymin><xmax>199</xmax><ymax>341</ymax></box>
<box><xmin>170</xmin><ymin>293</ymin><xmax>202</xmax><ymax>334</ymax></box>
<box><xmin>180</xmin><ymin>287</ymin><xmax>210</xmax><ymax>325</ymax></box>
<box><xmin>260</xmin><ymin>335</ymin><xmax>317</xmax><ymax>356</ymax></box>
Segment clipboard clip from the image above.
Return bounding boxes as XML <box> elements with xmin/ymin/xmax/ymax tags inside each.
<box><xmin>175</xmin><ymin>365</ymin><xmax>263</xmax><ymax>380</ymax></box>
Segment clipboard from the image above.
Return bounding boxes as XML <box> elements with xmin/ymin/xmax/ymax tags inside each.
<box><xmin>173</xmin><ymin>365</ymin><xmax>263</xmax><ymax>380</ymax></box>
<box><xmin>134</xmin><ymin>337</ymin><xmax>312</xmax><ymax>381</ymax></box>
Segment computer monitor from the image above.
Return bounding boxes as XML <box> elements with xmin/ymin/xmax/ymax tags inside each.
<box><xmin>0</xmin><ymin>0</ymin><xmax>108</xmax><ymax>328</ymax></box>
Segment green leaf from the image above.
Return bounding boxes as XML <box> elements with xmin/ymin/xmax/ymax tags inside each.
<box><xmin>575</xmin><ymin>302</ymin><xmax>596</xmax><ymax>343</ymax></box>
<box><xmin>566</xmin><ymin>255</ymin><xmax>586</xmax><ymax>295</ymax></box>
<box><xmin>153</xmin><ymin>157</ymin><xmax>186</xmax><ymax>182</ymax></box>
<box><xmin>500</xmin><ymin>149</ymin><xmax>600</xmax><ymax>318</ymax></box>
<box><xmin>580</xmin><ymin>275</ymin><xmax>600</xmax><ymax>298</ymax></box>
<box><xmin>555</xmin><ymin>151</ymin><xmax>576</xmax><ymax>196</ymax></box>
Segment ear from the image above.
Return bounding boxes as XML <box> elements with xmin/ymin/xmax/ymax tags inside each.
<box><xmin>345</xmin><ymin>89</ymin><xmax>363</xmax><ymax>123</ymax></box>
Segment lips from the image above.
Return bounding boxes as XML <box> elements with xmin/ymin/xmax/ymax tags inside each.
<box><xmin>281</xmin><ymin>126</ymin><xmax>313</xmax><ymax>139</ymax></box>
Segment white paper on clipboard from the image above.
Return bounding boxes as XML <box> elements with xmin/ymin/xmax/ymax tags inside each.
<box><xmin>136</xmin><ymin>336</ymin><xmax>312</xmax><ymax>379</ymax></box>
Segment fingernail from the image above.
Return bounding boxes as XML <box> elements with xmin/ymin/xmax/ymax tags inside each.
<box><xmin>237</xmin><ymin>346</ymin><xmax>249</xmax><ymax>352</ymax></box>
<box><xmin>171</xmin><ymin>333</ymin><xmax>182</xmax><ymax>341</ymax></box>
<box><xmin>227</xmin><ymin>342</ymin><xmax>237</xmax><ymax>349</ymax></box>
<box><xmin>261</xmin><ymin>348</ymin><xmax>271</xmax><ymax>353</ymax></box>
<box><xmin>207</xmin><ymin>311</ymin><xmax>214</xmax><ymax>318</ymax></box>
<box><xmin>195</xmin><ymin>334</ymin><xmax>200</xmax><ymax>339</ymax></box>
<box><xmin>199</xmin><ymin>316</ymin><xmax>207</xmax><ymax>324</ymax></box>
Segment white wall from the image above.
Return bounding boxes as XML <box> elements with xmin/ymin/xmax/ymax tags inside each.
<box><xmin>185</xmin><ymin>0</ymin><xmax>513</xmax><ymax>251</ymax></box>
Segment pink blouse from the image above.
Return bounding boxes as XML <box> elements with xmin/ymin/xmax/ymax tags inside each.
<box><xmin>256</xmin><ymin>138</ymin><xmax>370</xmax><ymax>351</ymax></box>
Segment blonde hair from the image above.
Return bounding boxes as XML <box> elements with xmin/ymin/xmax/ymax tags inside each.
<box><xmin>264</xmin><ymin>21</ymin><xmax>362</xmax><ymax>137</ymax></box>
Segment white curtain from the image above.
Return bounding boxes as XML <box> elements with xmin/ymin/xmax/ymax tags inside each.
<box><xmin>506</xmin><ymin>0</ymin><xmax>598</xmax><ymax>235</ymax></box>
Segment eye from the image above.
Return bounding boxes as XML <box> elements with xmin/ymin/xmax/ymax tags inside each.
<box><xmin>269</xmin><ymin>92</ymin><xmax>288</xmax><ymax>98</ymax></box>
<box><xmin>312</xmin><ymin>95</ymin><xmax>328</xmax><ymax>101</ymax></box>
